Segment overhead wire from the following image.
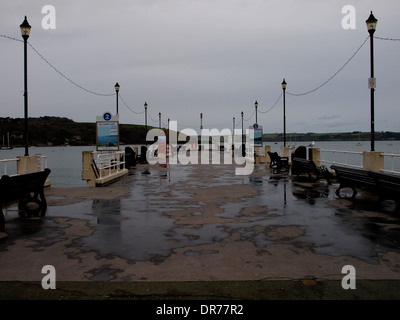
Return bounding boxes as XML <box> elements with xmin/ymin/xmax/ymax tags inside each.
<box><xmin>258</xmin><ymin>92</ymin><xmax>282</xmax><ymax>114</ymax></box>
<box><xmin>286</xmin><ymin>36</ymin><xmax>369</xmax><ymax>96</ymax></box>
<box><xmin>375</xmin><ymin>36</ymin><xmax>400</xmax><ymax>41</ymax></box>
<box><xmin>119</xmin><ymin>94</ymin><xmax>144</xmax><ymax>114</ymax></box>
<box><xmin>27</xmin><ymin>41</ymin><xmax>115</xmax><ymax>97</ymax></box>
<box><xmin>2</xmin><ymin>32</ymin><xmax>399</xmax><ymax>124</ymax></box>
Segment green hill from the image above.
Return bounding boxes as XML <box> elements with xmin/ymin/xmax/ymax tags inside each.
<box><xmin>0</xmin><ymin>116</ymin><xmax>154</xmax><ymax>147</ymax></box>
<box><xmin>1</xmin><ymin>117</ymin><xmax>399</xmax><ymax>147</ymax></box>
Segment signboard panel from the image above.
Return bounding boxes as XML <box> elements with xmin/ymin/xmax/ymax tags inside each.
<box><xmin>97</xmin><ymin>121</ymin><xmax>119</xmax><ymax>151</ymax></box>
<box><xmin>249</xmin><ymin>127</ymin><xmax>263</xmax><ymax>146</ymax></box>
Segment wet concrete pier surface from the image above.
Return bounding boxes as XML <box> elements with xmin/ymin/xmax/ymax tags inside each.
<box><xmin>1</xmin><ymin>159</ymin><xmax>400</xmax><ymax>299</ymax></box>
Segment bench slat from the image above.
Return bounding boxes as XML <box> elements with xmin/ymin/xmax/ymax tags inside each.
<box><xmin>292</xmin><ymin>157</ymin><xmax>331</xmax><ymax>182</ymax></box>
<box><xmin>0</xmin><ymin>168</ymin><xmax>51</xmax><ymax>233</ymax></box>
<box><xmin>331</xmin><ymin>165</ymin><xmax>400</xmax><ymax>212</ymax></box>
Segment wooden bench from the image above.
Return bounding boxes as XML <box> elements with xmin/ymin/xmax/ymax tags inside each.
<box><xmin>292</xmin><ymin>157</ymin><xmax>332</xmax><ymax>182</ymax></box>
<box><xmin>368</xmin><ymin>171</ymin><xmax>400</xmax><ymax>212</ymax></box>
<box><xmin>331</xmin><ymin>165</ymin><xmax>376</xmax><ymax>198</ymax></box>
<box><xmin>331</xmin><ymin>165</ymin><xmax>400</xmax><ymax>213</ymax></box>
<box><xmin>267</xmin><ymin>151</ymin><xmax>289</xmax><ymax>169</ymax></box>
<box><xmin>0</xmin><ymin>168</ymin><xmax>51</xmax><ymax>233</ymax></box>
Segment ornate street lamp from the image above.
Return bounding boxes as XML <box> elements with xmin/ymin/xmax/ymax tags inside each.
<box><xmin>20</xmin><ymin>16</ymin><xmax>31</xmax><ymax>156</ymax></box>
<box><xmin>144</xmin><ymin>102</ymin><xmax>148</xmax><ymax>146</ymax></box>
<box><xmin>281</xmin><ymin>79</ymin><xmax>287</xmax><ymax>147</ymax></box>
<box><xmin>241</xmin><ymin>111</ymin><xmax>245</xmax><ymax>156</ymax></box>
<box><xmin>366</xmin><ymin>11</ymin><xmax>378</xmax><ymax>151</ymax></box>
<box><xmin>254</xmin><ymin>100</ymin><xmax>258</xmax><ymax>125</ymax></box>
<box><xmin>232</xmin><ymin>117</ymin><xmax>235</xmax><ymax>152</ymax></box>
<box><xmin>114</xmin><ymin>82</ymin><xmax>120</xmax><ymax>114</ymax></box>
<box><xmin>159</xmin><ymin>112</ymin><xmax>161</xmax><ymax>129</ymax></box>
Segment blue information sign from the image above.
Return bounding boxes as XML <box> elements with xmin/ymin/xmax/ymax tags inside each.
<box><xmin>103</xmin><ymin>112</ymin><xmax>112</xmax><ymax>121</ymax></box>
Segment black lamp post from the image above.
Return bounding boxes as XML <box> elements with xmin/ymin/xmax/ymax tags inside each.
<box><xmin>114</xmin><ymin>82</ymin><xmax>120</xmax><ymax>114</ymax></box>
<box><xmin>366</xmin><ymin>11</ymin><xmax>378</xmax><ymax>152</ymax></box>
<box><xmin>241</xmin><ymin>111</ymin><xmax>245</xmax><ymax>156</ymax></box>
<box><xmin>232</xmin><ymin>117</ymin><xmax>235</xmax><ymax>149</ymax></box>
<box><xmin>144</xmin><ymin>102</ymin><xmax>148</xmax><ymax>146</ymax></box>
<box><xmin>20</xmin><ymin>16</ymin><xmax>31</xmax><ymax>156</ymax></box>
<box><xmin>254</xmin><ymin>100</ymin><xmax>258</xmax><ymax>125</ymax></box>
<box><xmin>159</xmin><ymin>112</ymin><xmax>161</xmax><ymax>129</ymax></box>
<box><xmin>281</xmin><ymin>79</ymin><xmax>287</xmax><ymax>147</ymax></box>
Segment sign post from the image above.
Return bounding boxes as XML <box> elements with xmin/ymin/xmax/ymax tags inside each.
<box><xmin>368</xmin><ymin>77</ymin><xmax>376</xmax><ymax>89</ymax></box>
<box><xmin>96</xmin><ymin>112</ymin><xmax>119</xmax><ymax>151</ymax></box>
<box><xmin>250</xmin><ymin>125</ymin><xmax>263</xmax><ymax>147</ymax></box>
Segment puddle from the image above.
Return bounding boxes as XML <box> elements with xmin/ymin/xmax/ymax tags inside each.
<box><xmin>5</xmin><ymin>161</ymin><xmax>400</xmax><ymax>266</ymax></box>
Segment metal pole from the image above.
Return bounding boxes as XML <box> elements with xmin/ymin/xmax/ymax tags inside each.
<box><xmin>23</xmin><ymin>35</ymin><xmax>28</xmax><ymax>156</ymax></box>
<box><xmin>283</xmin><ymin>87</ymin><xmax>286</xmax><ymax>147</ymax></box>
<box><xmin>233</xmin><ymin>117</ymin><xmax>235</xmax><ymax>151</ymax></box>
<box><xmin>144</xmin><ymin>103</ymin><xmax>148</xmax><ymax>146</ymax></box>
<box><xmin>241</xmin><ymin>111</ymin><xmax>244</xmax><ymax>157</ymax></box>
<box><xmin>369</xmin><ymin>30</ymin><xmax>375</xmax><ymax>152</ymax></box>
<box><xmin>116</xmin><ymin>91</ymin><xmax>119</xmax><ymax>114</ymax></box>
<box><xmin>255</xmin><ymin>101</ymin><xmax>258</xmax><ymax>125</ymax></box>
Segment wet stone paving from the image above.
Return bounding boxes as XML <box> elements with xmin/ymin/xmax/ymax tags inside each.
<box><xmin>1</xmin><ymin>156</ymin><xmax>400</xmax><ymax>282</ymax></box>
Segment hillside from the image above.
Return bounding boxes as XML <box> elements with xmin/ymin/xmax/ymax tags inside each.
<box><xmin>1</xmin><ymin>117</ymin><xmax>399</xmax><ymax>147</ymax></box>
<box><xmin>0</xmin><ymin>116</ymin><xmax>152</xmax><ymax>147</ymax></box>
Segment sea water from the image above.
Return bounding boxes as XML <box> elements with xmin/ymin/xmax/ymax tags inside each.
<box><xmin>1</xmin><ymin>141</ymin><xmax>399</xmax><ymax>187</ymax></box>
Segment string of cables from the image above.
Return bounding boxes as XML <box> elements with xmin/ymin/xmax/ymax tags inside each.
<box><xmin>119</xmin><ymin>94</ymin><xmax>144</xmax><ymax>114</ymax></box>
<box><xmin>0</xmin><ymin>34</ymin><xmax>22</xmax><ymax>42</ymax></box>
<box><xmin>375</xmin><ymin>36</ymin><xmax>400</xmax><ymax>41</ymax></box>
<box><xmin>286</xmin><ymin>35</ymin><xmax>369</xmax><ymax>96</ymax></box>
<box><xmin>28</xmin><ymin>40</ymin><xmax>115</xmax><ymax>97</ymax></box>
<box><xmin>258</xmin><ymin>92</ymin><xmax>282</xmax><ymax>114</ymax></box>
<box><xmin>147</xmin><ymin>110</ymin><xmax>160</xmax><ymax>124</ymax></box>
<box><xmin>243</xmin><ymin>109</ymin><xmax>255</xmax><ymax>122</ymax></box>
<box><xmin>230</xmin><ymin>34</ymin><xmax>390</xmax><ymax>125</ymax></box>
<box><xmin>232</xmin><ymin>93</ymin><xmax>281</xmax><ymax>127</ymax></box>
<box><xmin>2</xmin><ymin>32</ymin><xmax>399</xmax><ymax>121</ymax></box>
<box><xmin>284</xmin><ymin>35</ymin><xmax>400</xmax><ymax>97</ymax></box>
<box><xmin>1</xmin><ymin>34</ymin><xmax>153</xmax><ymax>116</ymax></box>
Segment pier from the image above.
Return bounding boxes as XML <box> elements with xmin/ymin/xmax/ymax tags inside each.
<box><xmin>2</xmin><ymin>3</ymin><xmax>400</xmax><ymax>306</ymax></box>
<box><xmin>1</xmin><ymin>150</ymin><xmax>400</xmax><ymax>299</ymax></box>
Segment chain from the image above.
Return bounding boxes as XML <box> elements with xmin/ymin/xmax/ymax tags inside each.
<box><xmin>287</xmin><ymin>36</ymin><xmax>369</xmax><ymax>96</ymax></box>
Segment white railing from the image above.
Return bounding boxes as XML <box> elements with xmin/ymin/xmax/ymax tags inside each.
<box><xmin>0</xmin><ymin>158</ymin><xmax>19</xmax><ymax>176</ymax></box>
<box><xmin>319</xmin><ymin>149</ymin><xmax>363</xmax><ymax>169</ymax></box>
<box><xmin>37</xmin><ymin>155</ymin><xmax>48</xmax><ymax>171</ymax></box>
<box><xmin>245</xmin><ymin>145</ymin><xmax>255</xmax><ymax>162</ymax></box>
<box><xmin>319</xmin><ymin>149</ymin><xmax>400</xmax><ymax>175</ymax></box>
<box><xmin>93</xmin><ymin>151</ymin><xmax>126</xmax><ymax>179</ymax></box>
<box><xmin>1</xmin><ymin>154</ymin><xmax>48</xmax><ymax>176</ymax></box>
<box><xmin>382</xmin><ymin>153</ymin><xmax>400</xmax><ymax>175</ymax></box>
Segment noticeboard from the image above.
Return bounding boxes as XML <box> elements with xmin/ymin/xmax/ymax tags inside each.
<box><xmin>96</xmin><ymin>121</ymin><xmax>119</xmax><ymax>151</ymax></box>
<box><xmin>249</xmin><ymin>127</ymin><xmax>263</xmax><ymax>146</ymax></box>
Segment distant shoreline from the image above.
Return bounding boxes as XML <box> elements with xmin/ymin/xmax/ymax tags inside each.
<box><xmin>1</xmin><ymin>116</ymin><xmax>399</xmax><ymax>147</ymax></box>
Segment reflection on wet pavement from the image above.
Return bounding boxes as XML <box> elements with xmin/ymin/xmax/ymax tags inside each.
<box><xmin>34</xmin><ymin>160</ymin><xmax>400</xmax><ymax>267</ymax></box>
<box><xmin>3</xmin><ymin>156</ymin><xmax>400</xmax><ymax>284</ymax></box>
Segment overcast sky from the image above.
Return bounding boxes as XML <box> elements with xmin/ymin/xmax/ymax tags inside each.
<box><xmin>1</xmin><ymin>0</ymin><xmax>399</xmax><ymax>133</ymax></box>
